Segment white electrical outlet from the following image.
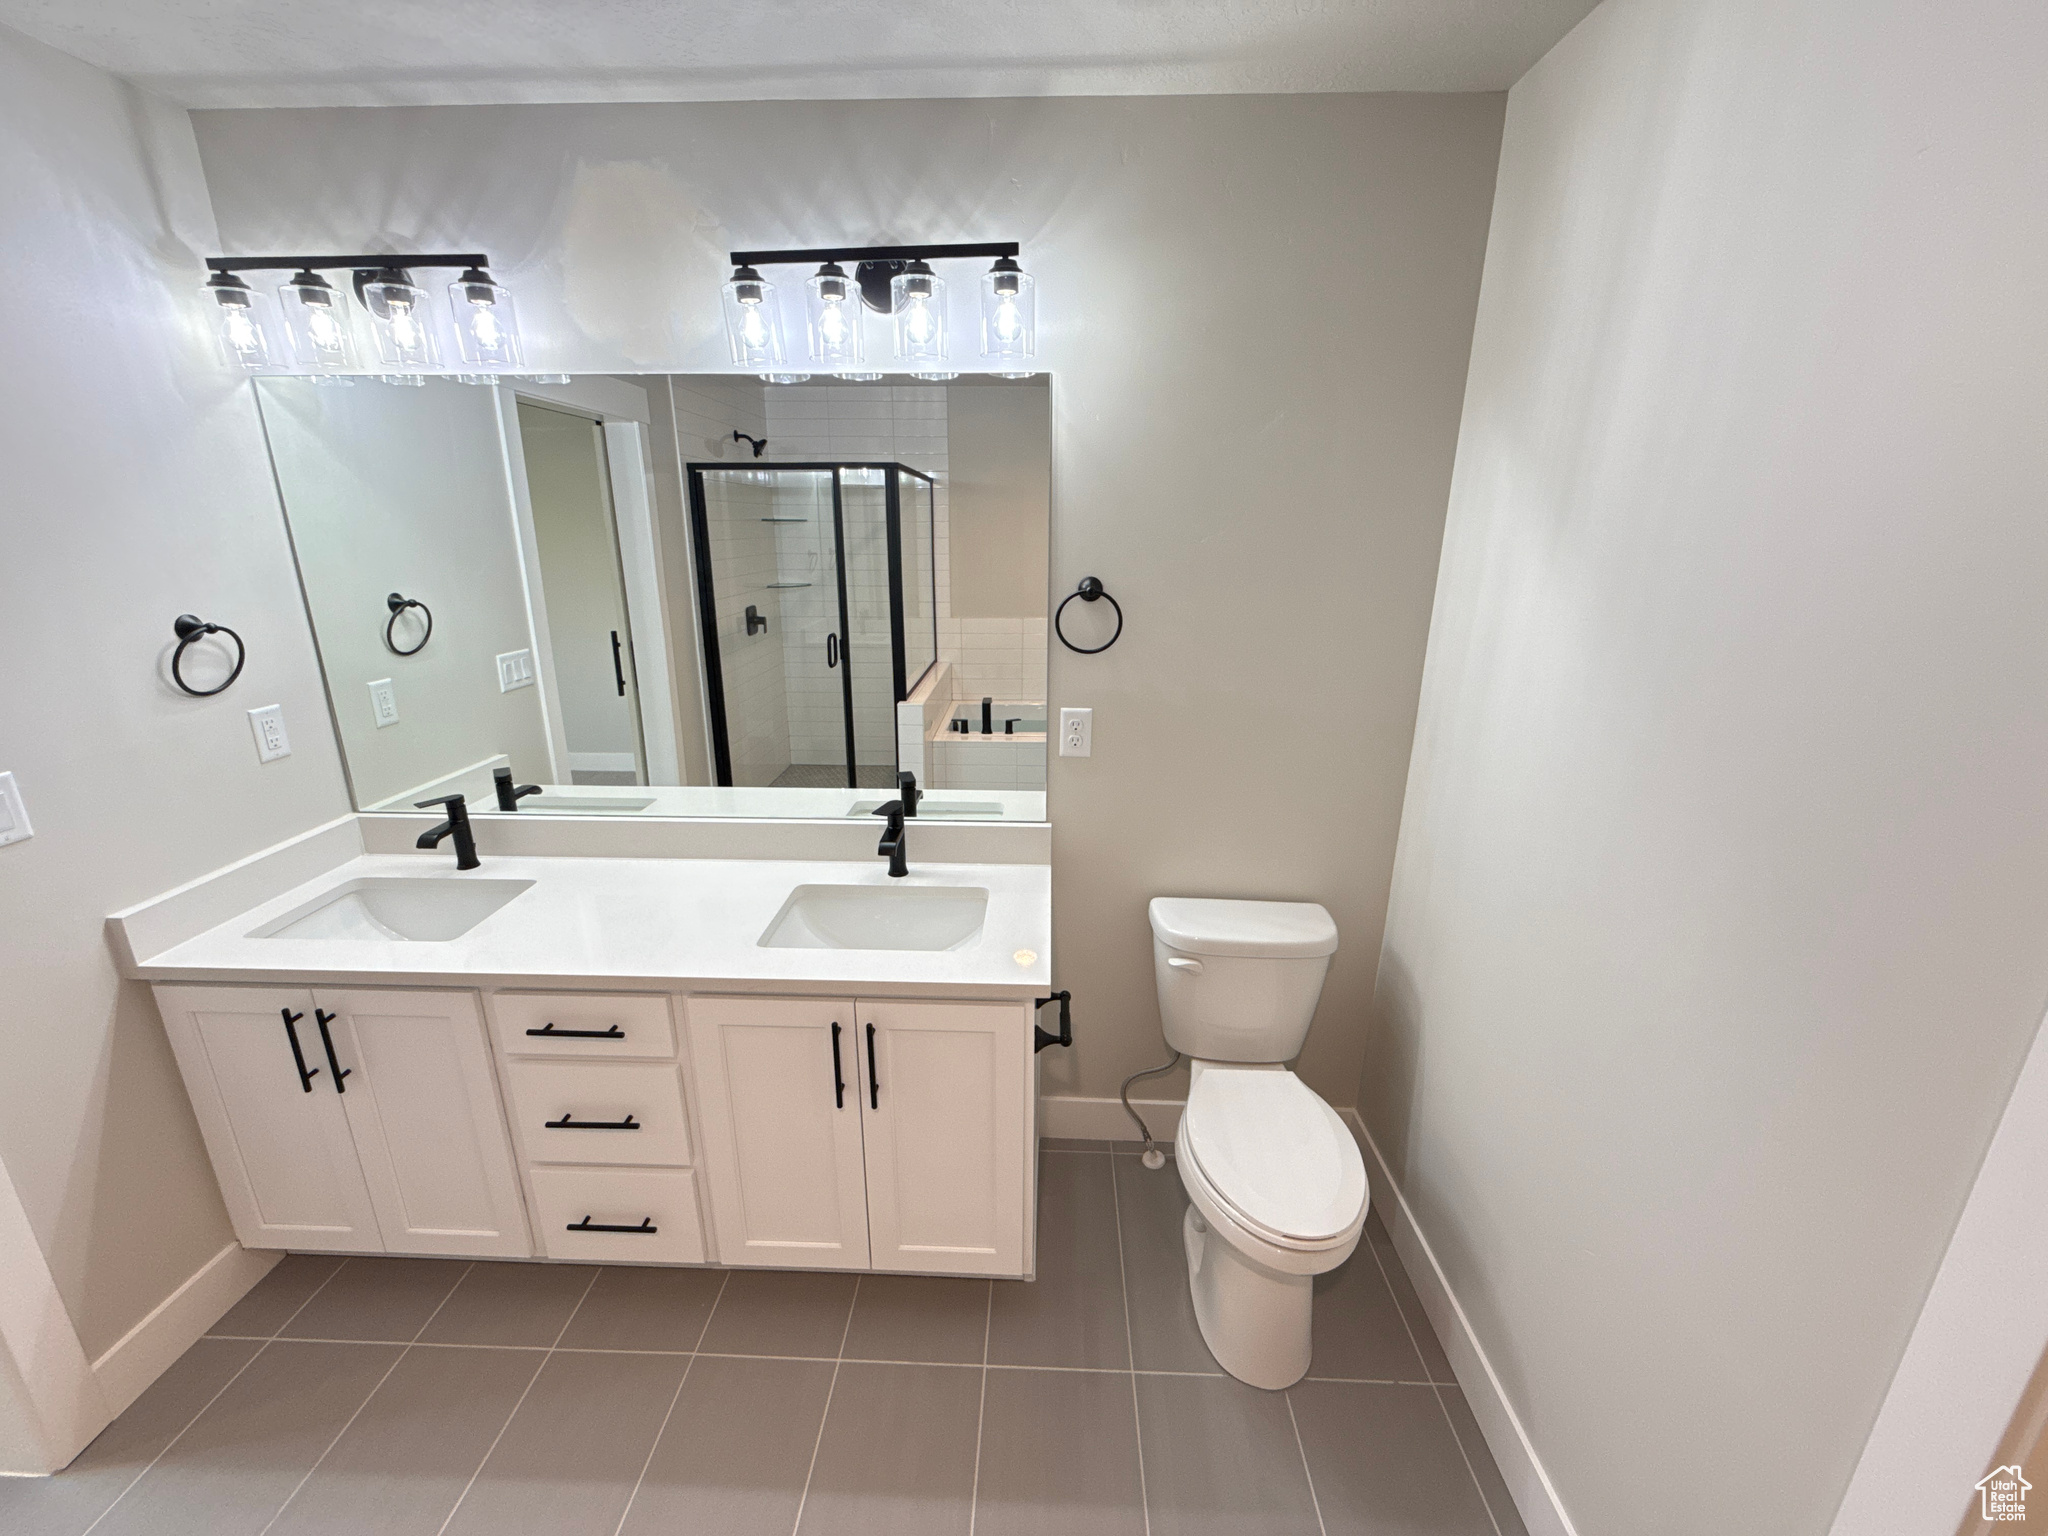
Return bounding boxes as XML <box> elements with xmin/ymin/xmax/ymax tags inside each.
<box><xmin>497</xmin><ymin>649</ymin><xmax>536</xmax><ymax>692</ymax></box>
<box><xmin>368</xmin><ymin>678</ymin><xmax>400</xmax><ymax>728</ymax></box>
<box><xmin>0</xmin><ymin>772</ymin><xmax>32</xmax><ymax>848</ymax></box>
<box><xmin>1059</xmin><ymin>707</ymin><xmax>1093</xmax><ymax>757</ymax></box>
<box><xmin>248</xmin><ymin>705</ymin><xmax>291</xmax><ymax>763</ymax></box>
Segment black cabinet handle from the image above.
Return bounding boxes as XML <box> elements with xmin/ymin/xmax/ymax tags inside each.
<box><xmin>831</xmin><ymin>1021</ymin><xmax>846</xmax><ymax>1109</ymax></box>
<box><xmin>525</xmin><ymin>1022</ymin><xmax>626</xmax><ymax>1039</ymax></box>
<box><xmin>866</xmin><ymin>1021</ymin><xmax>880</xmax><ymax>1110</ymax></box>
<box><xmin>566</xmin><ymin>1216</ymin><xmax>657</xmax><ymax>1234</ymax></box>
<box><xmin>611</xmin><ymin>630</ymin><xmax>626</xmax><ymax>697</ymax></box>
<box><xmin>280</xmin><ymin>1008</ymin><xmax>320</xmax><ymax>1093</ymax></box>
<box><xmin>313</xmin><ymin>1008</ymin><xmax>352</xmax><ymax>1093</ymax></box>
<box><xmin>544</xmin><ymin>1113</ymin><xmax>640</xmax><ymax>1131</ymax></box>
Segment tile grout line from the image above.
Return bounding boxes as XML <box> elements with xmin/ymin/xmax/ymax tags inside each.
<box><xmin>1361</xmin><ymin>1235</ymin><xmax>1506</xmax><ymax>1536</ymax></box>
<box><xmin>609</xmin><ymin>1269</ymin><xmax>731</xmax><ymax>1536</ymax></box>
<box><xmin>786</xmin><ymin>1273</ymin><xmax>861</xmax><ymax>1536</ymax></box>
<box><xmin>1285</xmin><ymin>1391</ymin><xmax>1330</xmax><ymax>1536</ymax></box>
<box><xmin>254</xmin><ymin>1261</ymin><xmax>477</xmax><ymax>1536</ymax></box>
<box><xmin>76</xmin><ymin>1256</ymin><xmax>356</xmax><ymax>1536</ymax></box>
<box><xmin>430</xmin><ymin>1263</ymin><xmax>606</xmax><ymax>1536</ymax></box>
<box><xmin>966</xmin><ymin>1281</ymin><xmax>993</xmax><ymax>1536</ymax></box>
<box><xmin>1106</xmin><ymin>1145</ymin><xmax>1152</xmax><ymax>1536</ymax></box>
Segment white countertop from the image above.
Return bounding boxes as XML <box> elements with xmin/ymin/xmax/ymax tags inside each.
<box><xmin>132</xmin><ymin>854</ymin><xmax>1052</xmax><ymax>997</ymax></box>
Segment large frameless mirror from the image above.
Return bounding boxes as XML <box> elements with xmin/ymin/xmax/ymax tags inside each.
<box><xmin>256</xmin><ymin>373</ymin><xmax>1049</xmax><ymax>821</ymax></box>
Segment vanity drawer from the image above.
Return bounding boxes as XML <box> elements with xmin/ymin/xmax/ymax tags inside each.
<box><xmin>505</xmin><ymin>1060</ymin><xmax>691</xmax><ymax>1167</ymax></box>
<box><xmin>491</xmin><ymin>992</ymin><xmax>675</xmax><ymax>1059</ymax></box>
<box><xmin>530</xmin><ymin>1167</ymin><xmax>706</xmax><ymax>1264</ymax></box>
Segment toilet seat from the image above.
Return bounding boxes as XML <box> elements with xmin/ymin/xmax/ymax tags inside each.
<box><xmin>1180</xmin><ymin>1068</ymin><xmax>1367</xmax><ymax>1250</ymax></box>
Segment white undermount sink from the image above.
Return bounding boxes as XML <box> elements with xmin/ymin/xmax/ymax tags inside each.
<box><xmin>760</xmin><ymin>884</ymin><xmax>989</xmax><ymax>951</ymax></box>
<box><xmin>251</xmin><ymin>878</ymin><xmax>536</xmax><ymax>942</ymax></box>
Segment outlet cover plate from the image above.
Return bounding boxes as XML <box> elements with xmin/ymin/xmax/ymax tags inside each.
<box><xmin>368</xmin><ymin>678</ymin><xmax>399</xmax><ymax>728</ymax></box>
<box><xmin>1059</xmin><ymin>707</ymin><xmax>1093</xmax><ymax>758</ymax></box>
<box><xmin>248</xmin><ymin>705</ymin><xmax>291</xmax><ymax>763</ymax></box>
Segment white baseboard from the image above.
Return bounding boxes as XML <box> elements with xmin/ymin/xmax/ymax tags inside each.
<box><xmin>89</xmin><ymin>1243</ymin><xmax>279</xmax><ymax>1421</ymax></box>
<box><xmin>1343</xmin><ymin>1110</ymin><xmax>1578</xmax><ymax>1536</ymax></box>
<box><xmin>1040</xmin><ymin>1094</ymin><xmax>1183</xmax><ymax>1143</ymax></box>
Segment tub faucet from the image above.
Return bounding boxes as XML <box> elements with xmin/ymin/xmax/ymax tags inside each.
<box><xmin>873</xmin><ymin>801</ymin><xmax>909</xmax><ymax>877</ymax></box>
<box><xmin>493</xmin><ymin>767</ymin><xmax>540</xmax><ymax>811</ymax></box>
<box><xmin>897</xmin><ymin>770</ymin><xmax>922</xmax><ymax>817</ymax></box>
<box><xmin>982</xmin><ymin>696</ymin><xmax>993</xmax><ymax>735</ymax></box>
<box><xmin>415</xmin><ymin>794</ymin><xmax>480</xmax><ymax>869</ymax></box>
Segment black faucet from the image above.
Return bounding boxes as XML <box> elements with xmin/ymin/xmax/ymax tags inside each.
<box><xmin>493</xmin><ymin>767</ymin><xmax>541</xmax><ymax>812</ymax></box>
<box><xmin>897</xmin><ymin>770</ymin><xmax>922</xmax><ymax>818</ymax></box>
<box><xmin>415</xmin><ymin>794</ymin><xmax>480</xmax><ymax>869</ymax></box>
<box><xmin>872</xmin><ymin>800</ymin><xmax>909</xmax><ymax>878</ymax></box>
<box><xmin>982</xmin><ymin>696</ymin><xmax>994</xmax><ymax>735</ymax></box>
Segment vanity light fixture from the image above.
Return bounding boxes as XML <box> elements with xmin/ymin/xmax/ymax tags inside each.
<box><xmin>980</xmin><ymin>255</ymin><xmax>1036</xmax><ymax>374</ymax></box>
<box><xmin>724</xmin><ymin>241</ymin><xmax>1028</xmax><ymax>378</ymax></box>
<box><xmin>202</xmin><ymin>271</ymin><xmax>274</xmax><ymax>369</ymax></box>
<box><xmin>890</xmin><ymin>259</ymin><xmax>947</xmax><ymax>372</ymax></box>
<box><xmin>720</xmin><ymin>263</ymin><xmax>786</xmax><ymax>373</ymax></box>
<box><xmin>201</xmin><ymin>253</ymin><xmax>522</xmax><ymax>377</ymax></box>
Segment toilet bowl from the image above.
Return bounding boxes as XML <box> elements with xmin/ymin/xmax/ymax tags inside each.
<box><xmin>1149</xmin><ymin>897</ymin><xmax>1368</xmax><ymax>1390</ymax></box>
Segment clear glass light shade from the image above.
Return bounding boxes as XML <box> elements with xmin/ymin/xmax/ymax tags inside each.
<box><xmin>979</xmin><ymin>261</ymin><xmax>1035</xmax><ymax>367</ymax></box>
<box><xmin>204</xmin><ymin>275</ymin><xmax>273</xmax><ymax>370</ymax></box>
<box><xmin>448</xmin><ymin>269</ymin><xmax>522</xmax><ymax>369</ymax></box>
<box><xmin>835</xmin><ymin>372</ymin><xmax>884</xmax><ymax>382</ymax></box>
<box><xmin>721</xmin><ymin>265</ymin><xmax>785</xmax><ymax>370</ymax></box>
<box><xmin>890</xmin><ymin>262</ymin><xmax>947</xmax><ymax>370</ymax></box>
<box><xmin>805</xmin><ymin>263</ymin><xmax>864</xmax><ymax>370</ymax></box>
<box><xmin>361</xmin><ymin>271</ymin><xmax>437</xmax><ymax>369</ymax></box>
<box><xmin>761</xmin><ymin>372</ymin><xmax>812</xmax><ymax>384</ymax></box>
<box><xmin>277</xmin><ymin>272</ymin><xmax>352</xmax><ymax>370</ymax></box>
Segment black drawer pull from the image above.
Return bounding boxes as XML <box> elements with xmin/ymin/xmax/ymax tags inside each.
<box><xmin>566</xmin><ymin>1216</ymin><xmax>657</xmax><ymax>1234</ymax></box>
<box><xmin>526</xmin><ymin>1022</ymin><xmax>626</xmax><ymax>1039</ymax></box>
<box><xmin>544</xmin><ymin>1113</ymin><xmax>640</xmax><ymax>1131</ymax></box>
<box><xmin>313</xmin><ymin>1008</ymin><xmax>352</xmax><ymax>1093</ymax></box>
<box><xmin>281</xmin><ymin>1008</ymin><xmax>321</xmax><ymax>1093</ymax></box>
<box><xmin>831</xmin><ymin>1021</ymin><xmax>846</xmax><ymax>1109</ymax></box>
<box><xmin>866</xmin><ymin>1021</ymin><xmax>880</xmax><ymax>1110</ymax></box>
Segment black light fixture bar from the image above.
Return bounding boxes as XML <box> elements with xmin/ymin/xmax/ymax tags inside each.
<box><xmin>205</xmin><ymin>253</ymin><xmax>491</xmax><ymax>274</ymax></box>
<box><xmin>727</xmin><ymin>241</ymin><xmax>1018</xmax><ymax>267</ymax></box>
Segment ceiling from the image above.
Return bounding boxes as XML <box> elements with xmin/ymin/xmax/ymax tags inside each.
<box><xmin>0</xmin><ymin>0</ymin><xmax>1601</xmax><ymax>109</ymax></box>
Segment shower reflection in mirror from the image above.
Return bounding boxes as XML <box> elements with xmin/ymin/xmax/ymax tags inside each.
<box><xmin>256</xmin><ymin>373</ymin><xmax>1049</xmax><ymax>822</ymax></box>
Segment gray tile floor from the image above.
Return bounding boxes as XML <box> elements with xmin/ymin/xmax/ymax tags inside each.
<box><xmin>0</xmin><ymin>1143</ymin><xmax>1527</xmax><ymax>1536</ymax></box>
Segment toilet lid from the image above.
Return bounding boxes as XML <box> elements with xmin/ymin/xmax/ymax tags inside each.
<box><xmin>1182</xmin><ymin>1071</ymin><xmax>1368</xmax><ymax>1244</ymax></box>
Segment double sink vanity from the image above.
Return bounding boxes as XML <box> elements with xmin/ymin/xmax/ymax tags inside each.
<box><xmin>115</xmin><ymin>820</ymin><xmax>1053</xmax><ymax>1282</ymax></box>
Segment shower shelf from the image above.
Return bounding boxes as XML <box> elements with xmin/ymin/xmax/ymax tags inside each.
<box><xmin>765</xmin><ymin>582</ymin><xmax>812</xmax><ymax>589</ymax></box>
<box><xmin>761</xmin><ymin>517</ymin><xmax>808</xmax><ymax>523</ymax></box>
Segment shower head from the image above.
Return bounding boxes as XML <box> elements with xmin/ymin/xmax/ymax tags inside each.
<box><xmin>732</xmin><ymin>430</ymin><xmax>767</xmax><ymax>458</ymax></box>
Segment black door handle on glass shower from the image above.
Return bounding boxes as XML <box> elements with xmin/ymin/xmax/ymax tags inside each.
<box><xmin>313</xmin><ymin>1008</ymin><xmax>351</xmax><ymax>1093</ymax></box>
<box><xmin>280</xmin><ymin>1008</ymin><xmax>320</xmax><ymax>1093</ymax></box>
<box><xmin>826</xmin><ymin>633</ymin><xmax>839</xmax><ymax>669</ymax></box>
<box><xmin>831</xmin><ymin>1021</ymin><xmax>846</xmax><ymax>1109</ymax></box>
<box><xmin>865</xmin><ymin>1022</ymin><xmax>880</xmax><ymax>1109</ymax></box>
<box><xmin>611</xmin><ymin>630</ymin><xmax>626</xmax><ymax>696</ymax></box>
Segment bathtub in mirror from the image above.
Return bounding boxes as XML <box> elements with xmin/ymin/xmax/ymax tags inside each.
<box><xmin>254</xmin><ymin>372</ymin><xmax>1049</xmax><ymax>821</ymax></box>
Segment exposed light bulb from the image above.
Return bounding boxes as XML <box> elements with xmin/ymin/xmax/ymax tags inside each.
<box><xmin>741</xmin><ymin>304</ymin><xmax>768</xmax><ymax>348</ymax></box>
<box><xmin>993</xmin><ymin>297</ymin><xmax>1023</xmax><ymax>342</ymax></box>
<box><xmin>904</xmin><ymin>299</ymin><xmax>934</xmax><ymax>344</ymax></box>
<box><xmin>223</xmin><ymin>309</ymin><xmax>259</xmax><ymax>352</ymax></box>
<box><xmin>363</xmin><ymin>268</ymin><xmax>436</xmax><ymax>369</ymax></box>
<box><xmin>308</xmin><ymin>308</ymin><xmax>343</xmax><ymax>349</ymax></box>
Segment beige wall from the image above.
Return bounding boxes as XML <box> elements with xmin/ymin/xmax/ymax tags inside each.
<box><xmin>193</xmin><ymin>92</ymin><xmax>1505</xmax><ymax>1107</ymax></box>
<box><xmin>947</xmin><ymin>382</ymin><xmax>1049</xmax><ymax>619</ymax></box>
<box><xmin>1366</xmin><ymin>0</ymin><xmax>2048</xmax><ymax>1531</ymax></box>
<box><xmin>0</xmin><ymin>22</ymin><xmax>352</xmax><ymax>1386</ymax></box>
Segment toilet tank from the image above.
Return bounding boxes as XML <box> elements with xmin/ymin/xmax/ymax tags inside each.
<box><xmin>1149</xmin><ymin>898</ymin><xmax>1338</xmax><ymax>1063</ymax></box>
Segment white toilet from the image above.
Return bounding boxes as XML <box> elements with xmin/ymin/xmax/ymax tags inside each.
<box><xmin>1150</xmin><ymin>896</ymin><xmax>1369</xmax><ymax>1390</ymax></box>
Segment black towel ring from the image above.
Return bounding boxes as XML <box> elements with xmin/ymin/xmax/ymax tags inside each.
<box><xmin>170</xmin><ymin>615</ymin><xmax>245</xmax><ymax>697</ymax></box>
<box><xmin>385</xmin><ymin>593</ymin><xmax>433</xmax><ymax>656</ymax></box>
<box><xmin>1054</xmin><ymin>577</ymin><xmax>1123</xmax><ymax>655</ymax></box>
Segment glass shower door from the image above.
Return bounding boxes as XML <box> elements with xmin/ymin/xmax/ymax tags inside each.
<box><xmin>837</xmin><ymin>468</ymin><xmax>902</xmax><ymax>788</ymax></box>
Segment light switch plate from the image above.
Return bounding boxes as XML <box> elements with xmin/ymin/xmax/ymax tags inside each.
<box><xmin>1059</xmin><ymin>707</ymin><xmax>1093</xmax><ymax>758</ymax></box>
<box><xmin>0</xmin><ymin>772</ymin><xmax>31</xmax><ymax>847</ymax></box>
<box><xmin>497</xmin><ymin>649</ymin><xmax>535</xmax><ymax>692</ymax></box>
<box><xmin>368</xmin><ymin>678</ymin><xmax>399</xmax><ymax>728</ymax></box>
<box><xmin>248</xmin><ymin>704</ymin><xmax>291</xmax><ymax>762</ymax></box>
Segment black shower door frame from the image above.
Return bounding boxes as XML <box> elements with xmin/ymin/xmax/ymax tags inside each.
<box><xmin>685</xmin><ymin>460</ymin><xmax>938</xmax><ymax>788</ymax></box>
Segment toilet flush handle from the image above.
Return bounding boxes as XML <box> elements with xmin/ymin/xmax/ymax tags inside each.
<box><xmin>1167</xmin><ymin>957</ymin><xmax>1204</xmax><ymax>975</ymax></box>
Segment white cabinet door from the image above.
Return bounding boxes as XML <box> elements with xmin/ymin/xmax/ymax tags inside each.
<box><xmin>687</xmin><ymin>995</ymin><xmax>870</xmax><ymax>1268</ymax></box>
<box><xmin>858</xmin><ymin>999</ymin><xmax>1029</xmax><ymax>1276</ymax></box>
<box><xmin>153</xmin><ymin>984</ymin><xmax>382</xmax><ymax>1253</ymax></box>
<box><xmin>314</xmin><ymin>989</ymin><xmax>532</xmax><ymax>1258</ymax></box>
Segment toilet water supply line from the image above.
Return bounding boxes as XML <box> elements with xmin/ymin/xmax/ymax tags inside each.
<box><xmin>1121</xmin><ymin>1050</ymin><xmax>1182</xmax><ymax>1169</ymax></box>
